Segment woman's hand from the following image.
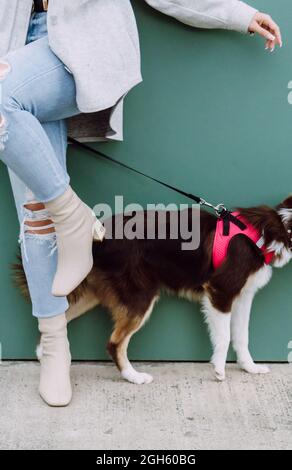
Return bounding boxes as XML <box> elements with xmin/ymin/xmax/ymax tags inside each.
<box><xmin>248</xmin><ymin>12</ymin><xmax>282</xmax><ymax>51</ymax></box>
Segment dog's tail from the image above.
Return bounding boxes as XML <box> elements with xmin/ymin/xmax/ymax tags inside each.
<box><xmin>11</xmin><ymin>250</ymin><xmax>30</xmax><ymax>300</ymax></box>
<box><xmin>11</xmin><ymin>248</ymin><xmax>100</xmax><ymax>324</ymax></box>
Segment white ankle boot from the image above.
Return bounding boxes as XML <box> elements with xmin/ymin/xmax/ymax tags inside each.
<box><xmin>45</xmin><ymin>186</ymin><xmax>105</xmax><ymax>297</ymax></box>
<box><xmin>38</xmin><ymin>314</ymin><xmax>72</xmax><ymax>407</ymax></box>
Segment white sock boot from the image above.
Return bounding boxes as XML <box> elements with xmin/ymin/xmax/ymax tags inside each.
<box><xmin>45</xmin><ymin>186</ymin><xmax>105</xmax><ymax>296</ymax></box>
<box><xmin>38</xmin><ymin>314</ymin><xmax>72</xmax><ymax>407</ymax></box>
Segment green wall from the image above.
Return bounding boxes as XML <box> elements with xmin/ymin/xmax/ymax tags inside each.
<box><xmin>1</xmin><ymin>0</ymin><xmax>292</xmax><ymax>361</ymax></box>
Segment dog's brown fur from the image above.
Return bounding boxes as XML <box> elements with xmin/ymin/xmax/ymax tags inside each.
<box><xmin>12</xmin><ymin>197</ymin><xmax>292</xmax><ymax>379</ymax></box>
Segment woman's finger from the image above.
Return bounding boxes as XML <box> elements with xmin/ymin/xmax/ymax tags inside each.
<box><xmin>265</xmin><ymin>27</ymin><xmax>276</xmax><ymax>51</ymax></box>
<box><xmin>262</xmin><ymin>16</ymin><xmax>282</xmax><ymax>46</ymax></box>
<box><xmin>253</xmin><ymin>22</ymin><xmax>275</xmax><ymax>42</ymax></box>
<box><xmin>266</xmin><ymin>39</ymin><xmax>275</xmax><ymax>52</ymax></box>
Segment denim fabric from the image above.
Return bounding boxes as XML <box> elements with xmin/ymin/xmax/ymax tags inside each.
<box><xmin>1</xmin><ymin>12</ymin><xmax>81</xmax><ymax>317</ymax></box>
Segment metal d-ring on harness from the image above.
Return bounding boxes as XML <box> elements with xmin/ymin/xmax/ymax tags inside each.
<box><xmin>197</xmin><ymin>199</ymin><xmax>247</xmax><ymax>235</ymax></box>
<box><xmin>68</xmin><ymin>137</ymin><xmax>247</xmax><ymax>236</ymax></box>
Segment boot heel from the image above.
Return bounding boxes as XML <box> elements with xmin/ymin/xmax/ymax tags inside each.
<box><xmin>92</xmin><ymin>218</ymin><xmax>106</xmax><ymax>242</ymax></box>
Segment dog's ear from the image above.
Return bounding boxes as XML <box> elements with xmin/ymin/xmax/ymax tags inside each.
<box><xmin>281</xmin><ymin>194</ymin><xmax>292</xmax><ymax>209</ymax></box>
<box><xmin>277</xmin><ymin>195</ymin><xmax>292</xmax><ymax>219</ymax></box>
<box><xmin>277</xmin><ymin>195</ymin><xmax>292</xmax><ymax>233</ymax></box>
<box><xmin>278</xmin><ymin>195</ymin><xmax>292</xmax><ymax>210</ymax></box>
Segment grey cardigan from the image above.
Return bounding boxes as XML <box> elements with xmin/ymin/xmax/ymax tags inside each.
<box><xmin>0</xmin><ymin>0</ymin><xmax>257</xmax><ymax>142</ymax></box>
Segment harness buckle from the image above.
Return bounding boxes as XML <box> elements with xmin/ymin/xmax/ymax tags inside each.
<box><xmin>199</xmin><ymin>199</ymin><xmax>228</xmax><ymax>217</ymax></box>
<box><xmin>214</xmin><ymin>204</ymin><xmax>227</xmax><ymax>217</ymax></box>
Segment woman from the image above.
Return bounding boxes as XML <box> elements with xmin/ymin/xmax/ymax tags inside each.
<box><xmin>0</xmin><ymin>0</ymin><xmax>281</xmax><ymax>407</ymax></box>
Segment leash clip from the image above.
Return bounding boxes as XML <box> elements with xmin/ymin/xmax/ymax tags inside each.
<box><xmin>214</xmin><ymin>203</ymin><xmax>227</xmax><ymax>217</ymax></box>
<box><xmin>199</xmin><ymin>199</ymin><xmax>227</xmax><ymax>217</ymax></box>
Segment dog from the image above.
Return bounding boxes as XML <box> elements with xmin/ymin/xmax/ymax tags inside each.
<box><xmin>13</xmin><ymin>196</ymin><xmax>292</xmax><ymax>384</ymax></box>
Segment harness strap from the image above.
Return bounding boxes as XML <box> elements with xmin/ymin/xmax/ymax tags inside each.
<box><xmin>220</xmin><ymin>209</ymin><xmax>247</xmax><ymax>236</ymax></box>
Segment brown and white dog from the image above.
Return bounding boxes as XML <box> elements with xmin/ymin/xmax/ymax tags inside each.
<box><xmin>14</xmin><ymin>196</ymin><xmax>292</xmax><ymax>384</ymax></box>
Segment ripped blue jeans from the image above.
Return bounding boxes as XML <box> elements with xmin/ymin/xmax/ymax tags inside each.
<box><xmin>0</xmin><ymin>12</ymin><xmax>80</xmax><ymax>317</ymax></box>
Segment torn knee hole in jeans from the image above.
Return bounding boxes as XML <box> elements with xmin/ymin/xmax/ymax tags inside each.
<box><xmin>23</xmin><ymin>202</ymin><xmax>55</xmax><ymax>235</ymax></box>
<box><xmin>0</xmin><ymin>60</ymin><xmax>11</xmax><ymax>148</ymax></box>
<box><xmin>25</xmin><ymin>219</ymin><xmax>56</xmax><ymax>235</ymax></box>
<box><xmin>19</xmin><ymin>201</ymin><xmax>57</xmax><ymax>262</ymax></box>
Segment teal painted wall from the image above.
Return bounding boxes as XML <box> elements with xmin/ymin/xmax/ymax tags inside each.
<box><xmin>1</xmin><ymin>0</ymin><xmax>292</xmax><ymax>361</ymax></box>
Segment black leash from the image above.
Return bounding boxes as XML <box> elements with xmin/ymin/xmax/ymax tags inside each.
<box><xmin>68</xmin><ymin>137</ymin><xmax>246</xmax><ymax>235</ymax></box>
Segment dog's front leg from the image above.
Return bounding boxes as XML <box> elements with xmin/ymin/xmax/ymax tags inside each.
<box><xmin>231</xmin><ymin>291</ymin><xmax>270</xmax><ymax>375</ymax></box>
<box><xmin>202</xmin><ymin>296</ymin><xmax>231</xmax><ymax>381</ymax></box>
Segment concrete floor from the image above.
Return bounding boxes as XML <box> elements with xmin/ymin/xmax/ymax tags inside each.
<box><xmin>0</xmin><ymin>362</ymin><xmax>291</xmax><ymax>450</ymax></box>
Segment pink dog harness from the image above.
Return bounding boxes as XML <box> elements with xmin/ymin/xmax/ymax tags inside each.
<box><xmin>213</xmin><ymin>211</ymin><xmax>274</xmax><ymax>269</ymax></box>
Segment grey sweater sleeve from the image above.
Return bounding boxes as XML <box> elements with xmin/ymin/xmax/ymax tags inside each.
<box><xmin>144</xmin><ymin>0</ymin><xmax>258</xmax><ymax>33</ymax></box>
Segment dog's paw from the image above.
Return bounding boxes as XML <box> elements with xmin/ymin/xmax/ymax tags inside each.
<box><xmin>240</xmin><ymin>363</ymin><xmax>270</xmax><ymax>375</ymax></box>
<box><xmin>121</xmin><ymin>368</ymin><xmax>153</xmax><ymax>385</ymax></box>
<box><xmin>211</xmin><ymin>361</ymin><xmax>226</xmax><ymax>381</ymax></box>
<box><xmin>214</xmin><ymin>369</ymin><xmax>226</xmax><ymax>382</ymax></box>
